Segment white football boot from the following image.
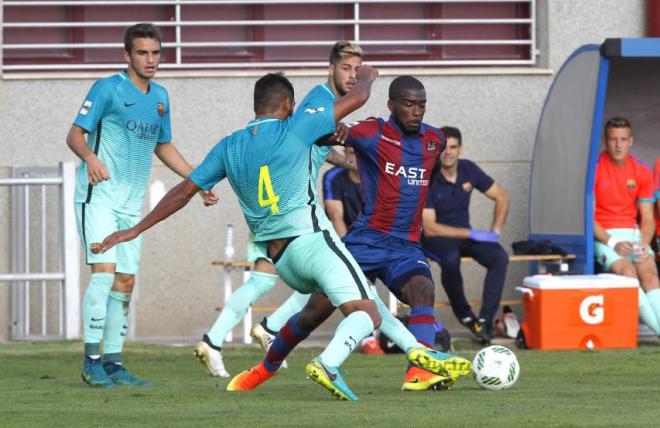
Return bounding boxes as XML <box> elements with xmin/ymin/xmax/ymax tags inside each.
<box><xmin>194</xmin><ymin>339</ymin><xmax>230</xmax><ymax>377</ymax></box>
<box><xmin>250</xmin><ymin>322</ymin><xmax>288</xmax><ymax>369</ymax></box>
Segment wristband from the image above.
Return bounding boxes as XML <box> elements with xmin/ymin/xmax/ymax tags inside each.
<box><xmin>606</xmin><ymin>237</ymin><xmax>619</xmax><ymax>249</ymax></box>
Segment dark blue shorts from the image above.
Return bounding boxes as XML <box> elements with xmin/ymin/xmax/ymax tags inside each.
<box><xmin>343</xmin><ymin>222</ymin><xmax>432</xmax><ymax>299</ymax></box>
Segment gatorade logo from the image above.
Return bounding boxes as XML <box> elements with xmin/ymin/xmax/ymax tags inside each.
<box><xmin>579</xmin><ymin>295</ymin><xmax>604</xmax><ymax>325</ymax></box>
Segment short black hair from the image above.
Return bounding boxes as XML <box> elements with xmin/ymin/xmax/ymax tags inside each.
<box><xmin>604</xmin><ymin>116</ymin><xmax>632</xmax><ymax>134</ymax></box>
<box><xmin>124</xmin><ymin>23</ymin><xmax>161</xmax><ymax>52</ymax></box>
<box><xmin>254</xmin><ymin>73</ymin><xmax>295</xmax><ymax>114</ymax></box>
<box><xmin>440</xmin><ymin>126</ymin><xmax>462</xmax><ymax>145</ymax></box>
<box><xmin>388</xmin><ymin>75</ymin><xmax>425</xmax><ymax>101</ymax></box>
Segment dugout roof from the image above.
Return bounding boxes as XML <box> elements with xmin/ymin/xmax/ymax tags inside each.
<box><xmin>529</xmin><ymin>38</ymin><xmax>660</xmax><ymax>274</ymax></box>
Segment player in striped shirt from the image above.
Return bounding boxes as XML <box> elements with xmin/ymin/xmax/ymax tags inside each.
<box><xmin>343</xmin><ymin>76</ymin><xmax>458</xmax><ymax>390</ymax></box>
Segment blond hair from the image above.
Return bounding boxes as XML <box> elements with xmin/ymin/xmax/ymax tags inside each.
<box><xmin>329</xmin><ymin>41</ymin><xmax>363</xmax><ymax>65</ymax></box>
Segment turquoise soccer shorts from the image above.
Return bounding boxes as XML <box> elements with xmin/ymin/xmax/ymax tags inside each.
<box><xmin>75</xmin><ymin>203</ymin><xmax>143</xmax><ymax>275</ymax></box>
<box><xmin>246</xmin><ymin>233</ymin><xmax>272</xmax><ymax>264</ymax></box>
<box><xmin>595</xmin><ymin>228</ymin><xmax>655</xmax><ymax>271</ymax></box>
<box><xmin>273</xmin><ymin>228</ymin><xmax>374</xmax><ymax>307</ymax></box>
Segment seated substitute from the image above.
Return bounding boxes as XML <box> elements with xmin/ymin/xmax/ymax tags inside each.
<box><xmin>593</xmin><ymin>117</ymin><xmax>659</xmax><ymax>334</ymax></box>
<box><xmin>421</xmin><ymin>126</ymin><xmax>510</xmax><ymax>344</ymax></box>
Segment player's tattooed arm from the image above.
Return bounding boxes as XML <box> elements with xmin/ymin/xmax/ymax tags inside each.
<box><xmin>326</xmin><ymin>149</ymin><xmax>357</xmax><ymax>171</ymax></box>
<box><xmin>315</xmin><ymin>122</ymin><xmax>350</xmax><ymax>147</ymax></box>
<box><xmin>334</xmin><ymin>65</ymin><xmax>378</xmax><ymax>122</ymax></box>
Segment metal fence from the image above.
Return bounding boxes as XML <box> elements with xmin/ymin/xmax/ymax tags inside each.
<box><xmin>0</xmin><ymin>162</ymin><xmax>80</xmax><ymax>340</ymax></box>
<box><xmin>2</xmin><ymin>0</ymin><xmax>538</xmax><ymax>71</ymax></box>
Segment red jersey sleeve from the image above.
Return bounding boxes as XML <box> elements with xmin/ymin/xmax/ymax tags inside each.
<box><xmin>347</xmin><ymin>118</ymin><xmax>380</xmax><ymax>143</ymax></box>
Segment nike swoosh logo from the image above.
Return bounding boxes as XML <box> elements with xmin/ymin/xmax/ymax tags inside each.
<box><xmin>91</xmin><ymin>317</ymin><xmax>105</xmax><ymax>322</ymax></box>
<box><xmin>319</xmin><ymin>362</ymin><xmax>337</xmax><ymax>381</ymax></box>
<box><xmin>124</xmin><ymin>102</ymin><xmax>136</xmax><ymax>107</ymax></box>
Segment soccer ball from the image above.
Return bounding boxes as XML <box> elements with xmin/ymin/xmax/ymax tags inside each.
<box><xmin>472</xmin><ymin>345</ymin><xmax>520</xmax><ymax>391</ymax></box>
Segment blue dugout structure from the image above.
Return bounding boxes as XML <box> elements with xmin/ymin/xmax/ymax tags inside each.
<box><xmin>529</xmin><ymin>38</ymin><xmax>660</xmax><ymax>274</ymax></box>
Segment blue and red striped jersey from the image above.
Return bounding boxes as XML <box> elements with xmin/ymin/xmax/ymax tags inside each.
<box><xmin>347</xmin><ymin>116</ymin><xmax>445</xmax><ymax>242</ymax></box>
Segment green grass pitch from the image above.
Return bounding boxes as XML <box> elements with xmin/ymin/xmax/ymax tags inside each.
<box><xmin>1</xmin><ymin>340</ymin><xmax>659</xmax><ymax>427</ymax></box>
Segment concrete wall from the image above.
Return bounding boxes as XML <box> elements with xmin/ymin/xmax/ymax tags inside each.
<box><xmin>0</xmin><ymin>0</ymin><xmax>646</xmax><ymax>342</ymax></box>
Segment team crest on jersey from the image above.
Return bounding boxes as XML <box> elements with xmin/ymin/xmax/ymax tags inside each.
<box><xmin>156</xmin><ymin>102</ymin><xmax>165</xmax><ymax>117</ymax></box>
<box><xmin>462</xmin><ymin>182</ymin><xmax>473</xmax><ymax>192</ymax></box>
<box><xmin>626</xmin><ymin>178</ymin><xmax>636</xmax><ymax>190</ymax></box>
<box><xmin>426</xmin><ymin>141</ymin><xmax>436</xmax><ymax>152</ymax></box>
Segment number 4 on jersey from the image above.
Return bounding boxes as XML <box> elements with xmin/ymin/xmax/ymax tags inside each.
<box><xmin>258</xmin><ymin>165</ymin><xmax>280</xmax><ymax>214</ymax></box>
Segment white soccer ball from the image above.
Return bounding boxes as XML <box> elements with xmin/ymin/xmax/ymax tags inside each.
<box><xmin>472</xmin><ymin>345</ymin><xmax>520</xmax><ymax>391</ymax></box>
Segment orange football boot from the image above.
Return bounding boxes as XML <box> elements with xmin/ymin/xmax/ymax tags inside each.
<box><xmin>226</xmin><ymin>362</ymin><xmax>276</xmax><ymax>391</ymax></box>
<box><xmin>401</xmin><ymin>366</ymin><xmax>455</xmax><ymax>391</ymax></box>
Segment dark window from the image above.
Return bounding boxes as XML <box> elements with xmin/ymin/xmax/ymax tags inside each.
<box><xmin>2</xmin><ymin>1</ymin><xmax>535</xmax><ymax>72</ymax></box>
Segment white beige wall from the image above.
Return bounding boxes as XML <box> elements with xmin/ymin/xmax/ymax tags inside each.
<box><xmin>0</xmin><ymin>0</ymin><xmax>646</xmax><ymax>341</ymax></box>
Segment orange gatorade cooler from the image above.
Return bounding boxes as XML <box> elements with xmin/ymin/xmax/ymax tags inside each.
<box><xmin>517</xmin><ymin>274</ymin><xmax>638</xmax><ymax>350</ymax></box>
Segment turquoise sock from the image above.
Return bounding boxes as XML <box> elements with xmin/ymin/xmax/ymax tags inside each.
<box><xmin>207</xmin><ymin>271</ymin><xmax>278</xmax><ymax>347</ymax></box>
<box><xmin>82</xmin><ymin>273</ymin><xmax>114</xmax><ymax>357</ymax></box>
<box><xmin>265</xmin><ymin>291</ymin><xmax>310</xmax><ymax>332</ymax></box>
<box><xmin>103</xmin><ymin>291</ymin><xmax>131</xmax><ymax>358</ymax></box>
<box><xmin>643</xmin><ymin>289</ymin><xmax>660</xmax><ymax>334</ymax></box>
<box><xmin>371</xmin><ymin>286</ymin><xmax>419</xmax><ymax>352</ymax></box>
<box><xmin>319</xmin><ymin>311</ymin><xmax>374</xmax><ymax>368</ymax></box>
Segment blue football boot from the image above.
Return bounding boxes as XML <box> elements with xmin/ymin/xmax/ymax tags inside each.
<box><xmin>305</xmin><ymin>358</ymin><xmax>358</xmax><ymax>401</ymax></box>
<box><xmin>81</xmin><ymin>357</ymin><xmax>115</xmax><ymax>389</ymax></box>
<box><xmin>104</xmin><ymin>363</ymin><xmax>153</xmax><ymax>387</ymax></box>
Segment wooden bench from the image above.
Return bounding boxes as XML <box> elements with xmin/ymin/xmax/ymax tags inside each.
<box><xmin>212</xmin><ymin>253</ymin><xmax>575</xmax><ymax>343</ymax></box>
<box><xmin>461</xmin><ymin>253</ymin><xmax>575</xmax><ymax>267</ymax></box>
<box><xmin>212</xmin><ymin>253</ymin><xmax>576</xmax><ymax>310</ymax></box>
<box><xmin>412</xmin><ymin>253</ymin><xmax>576</xmax><ymax>310</ymax></box>
<box><xmin>213</xmin><ymin>254</ymin><xmax>576</xmax><ymax>270</ymax></box>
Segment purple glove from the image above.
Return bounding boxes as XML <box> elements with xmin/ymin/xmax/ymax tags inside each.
<box><xmin>468</xmin><ymin>229</ymin><xmax>500</xmax><ymax>243</ymax></box>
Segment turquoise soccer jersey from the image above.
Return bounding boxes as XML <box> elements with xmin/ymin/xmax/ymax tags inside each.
<box><xmin>73</xmin><ymin>71</ymin><xmax>172</xmax><ymax>215</ymax></box>
<box><xmin>302</xmin><ymin>83</ymin><xmax>337</xmax><ymax>200</ymax></box>
<box><xmin>189</xmin><ymin>90</ymin><xmax>336</xmax><ymax>242</ymax></box>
